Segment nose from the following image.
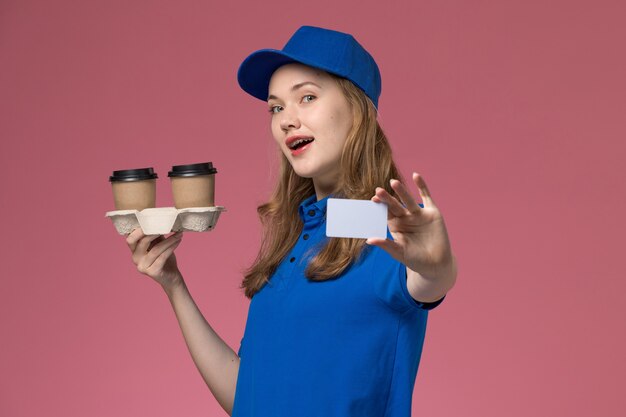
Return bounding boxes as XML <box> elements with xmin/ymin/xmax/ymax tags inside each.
<box><xmin>279</xmin><ymin>106</ymin><xmax>300</xmax><ymax>132</ymax></box>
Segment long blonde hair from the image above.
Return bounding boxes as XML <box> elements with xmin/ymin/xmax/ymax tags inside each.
<box><xmin>240</xmin><ymin>74</ymin><xmax>405</xmax><ymax>298</ymax></box>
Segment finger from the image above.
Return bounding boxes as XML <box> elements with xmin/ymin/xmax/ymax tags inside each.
<box><xmin>390</xmin><ymin>178</ymin><xmax>422</xmax><ymax>214</ymax></box>
<box><xmin>374</xmin><ymin>187</ymin><xmax>406</xmax><ymax>218</ymax></box>
<box><xmin>370</xmin><ymin>195</ymin><xmax>397</xmax><ymax>220</ymax></box>
<box><xmin>413</xmin><ymin>172</ymin><xmax>435</xmax><ymax>208</ymax></box>
<box><xmin>371</xmin><ymin>193</ymin><xmax>386</xmax><ymax>206</ymax></box>
<box><xmin>132</xmin><ymin>234</ymin><xmax>165</xmax><ymax>265</ymax></box>
<box><xmin>137</xmin><ymin>234</ymin><xmax>183</xmax><ymax>272</ymax></box>
<box><xmin>149</xmin><ymin>232</ymin><xmax>182</xmax><ymax>252</ymax></box>
<box><xmin>126</xmin><ymin>228</ymin><xmax>145</xmax><ymax>252</ymax></box>
<box><xmin>135</xmin><ymin>233</ymin><xmax>164</xmax><ymax>255</ymax></box>
<box><xmin>148</xmin><ymin>239</ymin><xmax>182</xmax><ymax>272</ymax></box>
<box><xmin>365</xmin><ymin>237</ymin><xmax>403</xmax><ymax>260</ymax></box>
<box><xmin>147</xmin><ymin>235</ymin><xmax>166</xmax><ymax>251</ymax></box>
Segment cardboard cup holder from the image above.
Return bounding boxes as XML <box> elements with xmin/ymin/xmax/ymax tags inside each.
<box><xmin>105</xmin><ymin>206</ymin><xmax>226</xmax><ymax>235</ymax></box>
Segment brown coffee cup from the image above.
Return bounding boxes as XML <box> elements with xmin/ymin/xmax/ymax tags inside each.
<box><xmin>168</xmin><ymin>162</ymin><xmax>217</xmax><ymax>209</ymax></box>
<box><xmin>109</xmin><ymin>167</ymin><xmax>158</xmax><ymax>210</ymax></box>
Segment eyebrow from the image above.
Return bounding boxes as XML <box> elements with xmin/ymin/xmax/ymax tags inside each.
<box><xmin>267</xmin><ymin>81</ymin><xmax>322</xmax><ymax>101</ymax></box>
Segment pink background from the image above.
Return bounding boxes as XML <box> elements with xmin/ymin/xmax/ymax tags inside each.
<box><xmin>1</xmin><ymin>0</ymin><xmax>624</xmax><ymax>415</ymax></box>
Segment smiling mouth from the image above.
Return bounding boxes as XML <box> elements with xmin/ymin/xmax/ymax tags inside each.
<box><xmin>288</xmin><ymin>138</ymin><xmax>315</xmax><ymax>150</ymax></box>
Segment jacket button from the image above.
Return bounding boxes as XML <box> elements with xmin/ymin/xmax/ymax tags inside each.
<box><xmin>308</xmin><ymin>209</ymin><xmax>315</xmax><ymax>216</ymax></box>
<box><xmin>290</xmin><ymin>257</ymin><xmax>295</xmax><ymax>263</ymax></box>
<box><xmin>303</xmin><ymin>234</ymin><xmax>309</xmax><ymax>240</ymax></box>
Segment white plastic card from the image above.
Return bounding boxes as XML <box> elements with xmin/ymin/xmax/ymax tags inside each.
<box><xmin>326</xmin><ymin>198</ymin><xmax>388</xmax><ymax>239</ymax></box>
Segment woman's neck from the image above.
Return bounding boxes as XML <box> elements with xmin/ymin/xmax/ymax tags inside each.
<box><xmin>313</xmin><ymin>178</ymin><xmax>337</xmax><ymax>201</ymax></box>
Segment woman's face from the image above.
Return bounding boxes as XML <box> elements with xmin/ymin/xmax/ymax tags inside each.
<box><xmin>267</xmin><ymin>63</ymin><xmax>353</xmax><ymax>194</ymax></box>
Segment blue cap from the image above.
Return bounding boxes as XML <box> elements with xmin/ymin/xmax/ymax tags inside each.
<box><xmin>237</xmin><ymin>26</ymin><xmax>382</xmax><ymax>109</ymax></box>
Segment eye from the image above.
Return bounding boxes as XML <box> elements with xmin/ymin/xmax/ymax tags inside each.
<box><xmin>303</xmin><ymin>94</ymin><xmax>316</xmax><ymax>103</ymax></box>
<box><xmin>268</xmin><ymin>105</ymin><xmax>282</xmax><ymax>114</ymax></box>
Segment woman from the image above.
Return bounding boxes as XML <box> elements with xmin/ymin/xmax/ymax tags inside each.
<box><xmin>125</xmin><ymin>26</ymin><xmax>457</xmax><ymax>416</ymax></box>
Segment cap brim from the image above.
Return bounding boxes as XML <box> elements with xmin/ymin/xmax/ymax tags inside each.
<box><xmin>237</xmin><ymin>48</ymin><xmax>348</xmax><ymax>103</ymax></box>
<box><xmin>237</xmin><ymin>49</ymin><xmax>301</xmax><ymax>103</ymax></box>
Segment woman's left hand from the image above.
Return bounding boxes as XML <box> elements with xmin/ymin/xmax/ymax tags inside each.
<box><xmin>367</xmin><ymin>172</ymin><xmax>456</xmax><ymax>283</ymax></box>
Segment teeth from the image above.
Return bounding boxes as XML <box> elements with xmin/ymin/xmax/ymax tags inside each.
<box><xmin>289</xmin><ymin>138</ymin><xmax>313</xmax><ymax>149</ymax></box>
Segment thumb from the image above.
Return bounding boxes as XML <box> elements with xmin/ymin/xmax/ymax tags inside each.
<box><xmin>366</xmin><ymin>238</ymin><xmax>403</xmax><ymax>259</ymax></box>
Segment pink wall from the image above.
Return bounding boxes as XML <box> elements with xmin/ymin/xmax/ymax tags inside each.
<box><xmin>1</xmin><ymin>0</ymin><xmax>624</xmax><ymax>415</ymax></box>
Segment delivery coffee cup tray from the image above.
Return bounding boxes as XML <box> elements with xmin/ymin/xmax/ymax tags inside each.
<box><xmin>107</xmin><ymin>163</ymin><xmax>224</xmax><ymax>235</ymax></box>
<box><xmin>106</xmin><ymin>206</ymin><xmax>226</xmax><ymax>235</ymax></box>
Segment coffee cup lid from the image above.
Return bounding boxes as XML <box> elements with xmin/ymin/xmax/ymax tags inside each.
<box><xmin>168</xmin><ymin>162</ymin><xmax>218</xmax><ymax>178</ymax></box>
<box><xmin>109</xmin><ymin>167</ymin><xmax>158</xmax><ymax>182</ymax></box>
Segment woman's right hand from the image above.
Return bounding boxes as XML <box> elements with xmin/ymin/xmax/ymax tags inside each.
<box><xmin>125</xmin><ymin>228</ymin><xmax>184</xmax><ymax>290</ymax></box>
